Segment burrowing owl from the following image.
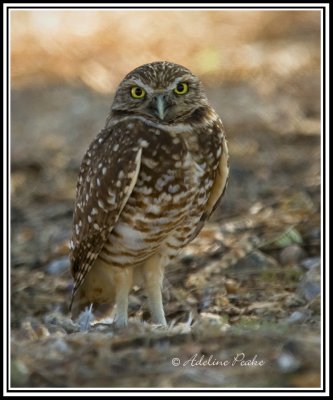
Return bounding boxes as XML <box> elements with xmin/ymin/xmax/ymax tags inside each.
<box><xmin>69</xmin><ymin>61</ymin><xmax>229</xmax><ymax>327</ymax></box>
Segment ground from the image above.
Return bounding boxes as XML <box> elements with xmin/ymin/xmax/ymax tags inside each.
<box><xmin>9</xmin><ymin>10</ymin><xmax>321</xmax><ymax>389</ymax></box>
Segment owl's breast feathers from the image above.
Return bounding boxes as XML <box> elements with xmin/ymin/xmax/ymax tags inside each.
<box><xmin>70</xmin><ymin>108</ymin><xmax>229</xmax><ymax>301</ymax></box>
<box><xmin>98</xmin><ymin>110</ymin><xmax>228</xmax><ymax>265</ymax></box>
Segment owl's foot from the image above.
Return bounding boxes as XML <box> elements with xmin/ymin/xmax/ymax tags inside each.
<box><xmin>113</xmin><ymin>267</ymin><xmax>133</xmax><ymax>328</ymax></box>
<box><xmin>141</xmin><ymin>254</ymin><xmax>167</xmax><ymax>326</ymax></box>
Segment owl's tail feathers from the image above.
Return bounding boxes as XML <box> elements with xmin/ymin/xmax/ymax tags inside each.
<box><xmin>68</xmin><ymin>285</ymin><xmax>82</xmax><ymax>319</ymax></box>
<box><xmin>69</xmin><ymin>290</ymin><xmax>75</xmax><ymax>313</ymax></box>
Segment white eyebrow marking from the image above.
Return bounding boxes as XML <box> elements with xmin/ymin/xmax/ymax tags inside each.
<box><xmin>130</xmin><ymin>74</ymin><xmax>193</xmax><ymax>93</ymax></box>
<box><xmin>165</xmin><ymin>74</ymin><xmax>194</xmax><ymax>91</ymax></box>
<box><xmin>130</xmin><ymin>79</ymin><xmax>154</xmax><ymax>94</ymax></box>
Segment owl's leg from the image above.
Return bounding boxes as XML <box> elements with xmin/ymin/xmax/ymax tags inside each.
<box><xmin>113</xmin><ymin>266</ymin><xmax>133</xmax><ymax>328</ymax></box>
<box><xmin>142</xmin><ymin>254</ymin><xmax>167</xmax><ymax>326</ymax></box>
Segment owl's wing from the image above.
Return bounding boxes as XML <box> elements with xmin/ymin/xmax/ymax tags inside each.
<box><xmin>205</xmin><ymin>125</ymin><xmax>229</xmax><ymax>217</ymax></box>
<box><xmin>69</xmin><ymin>126</ymin><xmax>142</xmax><ymax>310</ymax></box>
<box><xmin>186</xmin><ymin>121</ymin><xmax>229</xmax><ymax>244</ymax></box>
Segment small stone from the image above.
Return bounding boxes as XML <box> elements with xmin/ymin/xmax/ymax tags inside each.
<box><xmin>284</xmin><ymin>310</ymin><xmax>307</xmax><ymax>325</ymax></box>
<box><xmin>279</xmin><ymin>245</ymin><xmax>306</xmax><ymax>265</ymax></box>
<box><xmin>297</xmin><ymin>267</ymin><xmax>320</xmax><ymax>302</ymax></box>
<box><xmin>46</xmin><ymin>256</ymin><xmax>70</xmax><ymax>275</ymax></box>
<box><xmin>231</xmin><ymin>250</ymin><xmax>278</xmax><ymax>273</ymax></box>
<box><xmin>300</xmin><ymin>257</ymin><xmax>320</xmax><ymax>270</ymax></box>
<box><xmin>224</xmin><ymin>278</ymin><xmax>240</xmax><ymax>294</ymax></box>
<box><xmin>277</xmin><ymin>351</ymin><xmax>301</xmax><ymax>373</ymax></box>
<box><xmin>298</xmin><ymin>281</ymin><xmax>320</xmax><ymax>302</ymax></box>
<box><xmin>304</xmin><ymin>227</ymin><xmax>320</xmax><ymax>242</ymax></box>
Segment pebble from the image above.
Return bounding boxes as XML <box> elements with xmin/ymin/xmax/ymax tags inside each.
<box><xmin>224</xmin><ymin>278</ymin><xmax>240</xmax><ymax>294</ymax></box>
<box><xmin>276</xmin><ymin>351</ymin><xmax>301</xmax><ymax>373</ymax></box>
<box><xmin>300</xmin><ymin>257</ymin><xmax>320</xmax><ymax>270</ymax></box>
<box><xmin>297</xmin><ymin>267</ymin><xmax>320</xmax><ymax>302</ymax></box>
<box><xmin>298</xmin><ymin>281</ymin><xmax>320</xmax><ymax>302</ymax></box>
<box><xmin>46</xmin><ymin>256</ymin><xmax>70</xmax><ymax>275</ymax></box>
<box><xmin>284</xmin><ymin>310</ymin><xmax>307</xmax><ymax>325</ymax></box>
<box><xmin>279</xmin><ymin>245</ymin><xmax>306</xmax><ymax>265</ymax></box>
<box><xmin>304</xmin><ymin>227</ymin><xmax>320</xmax><ymax>242</ymax></box>
<box><xmin>231</xmin><ymin>250</ymin><xmax>278</xmax><ymax>273</ymax></box>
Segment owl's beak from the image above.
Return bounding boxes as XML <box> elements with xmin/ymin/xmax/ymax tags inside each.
<box><xmin>152</xmin><ymin>94</ymin><xmax>167</xmax><ymax>120</ymax></box>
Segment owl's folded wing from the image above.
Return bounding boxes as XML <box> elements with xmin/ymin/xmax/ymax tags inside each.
<box><xmin>69</xmin><ymin>127</ymin><xmax>142</xmax><ymax>310</ymax></box>
<box><xmin>205</xmin><ymin>125</ymin><xmax>229</xmax><ymax>217</ymax></box>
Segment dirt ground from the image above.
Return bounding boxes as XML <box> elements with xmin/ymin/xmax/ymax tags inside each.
<box><xmin>9</xmin><ymin>10</ymin><xmax>322</xmax><ymax>389</ymax></box>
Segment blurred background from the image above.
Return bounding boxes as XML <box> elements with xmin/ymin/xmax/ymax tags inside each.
<box><xmin>10</xmin><ymin>9</ymin><xmax>321</xmax><ymax>389</ymax></box>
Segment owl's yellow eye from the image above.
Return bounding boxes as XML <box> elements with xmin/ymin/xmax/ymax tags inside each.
<box><xmin>130</xmin><ymin>86</ymin><xmax>146</xmax><ymax>99</ymax></box>
<box><xmin>174</xmin><ymin>82</ymin><xmax>189</xmax><ymax>95</ymax></box>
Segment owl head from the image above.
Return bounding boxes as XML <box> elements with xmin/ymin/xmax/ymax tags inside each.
<box><xmin>110</xmin><ymin>61</ymin><xmax>209</xmax><ymax>123</ymax></box>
